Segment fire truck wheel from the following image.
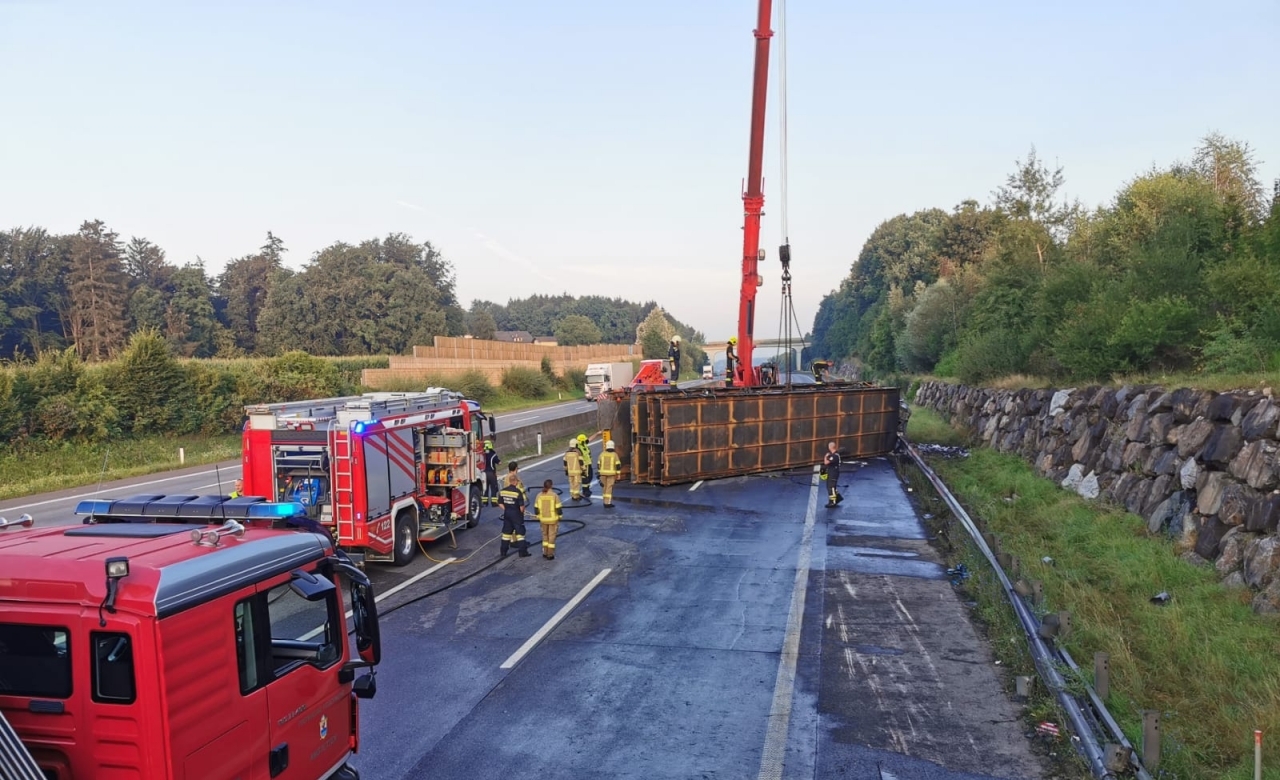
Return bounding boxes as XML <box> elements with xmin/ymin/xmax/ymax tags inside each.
<box><xmin>465</xmin><ymin>485</ymin><xmax>481</xmax><ymax>528</ymax></box>
<box><xmin>393</xmin><ymin>511</ymin><xmax>417</xmax><ymax>567</ymax></box>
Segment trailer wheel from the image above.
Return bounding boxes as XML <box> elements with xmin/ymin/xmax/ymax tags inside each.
<box><xmin>393</xmin><ymin>511</ymin><xmax>417</xmax><ymax>567</ymax></box>
<box><xmin>465</xmin><ymin>485</ymin><xmax>481</xmax><ymax>528</ymax></box>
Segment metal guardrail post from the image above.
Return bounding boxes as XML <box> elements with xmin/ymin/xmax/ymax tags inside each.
<box><xmin>1142</xmin><ymin>711</ymin><xmax>1162</xmax><ymax>770</ymax></box>
<box><xmin>1095</xmin><ymin>653</ymin><xmax>1110</xmax><ymax>700</ymax></box>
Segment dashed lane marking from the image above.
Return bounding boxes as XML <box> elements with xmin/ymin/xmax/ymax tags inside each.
<box><xmin>500</xmin><ymin>567</ymin><xmax>612</xmax><ymax>669</ymax></box>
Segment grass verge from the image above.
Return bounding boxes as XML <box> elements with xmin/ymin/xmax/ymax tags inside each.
<box><xmin>906</xmin><ymin>406</ymin><xmax>1280</xmax><ymax>780</ymax></box>
<box><xmin>484</xmin><ymin>388</ymin><xmax>585</xmax><ymax>413</ymax></box>
<box><xmin>0</xmin><ymin>434</ymin><xmax>242</xmax><ymax>503</ymax></box>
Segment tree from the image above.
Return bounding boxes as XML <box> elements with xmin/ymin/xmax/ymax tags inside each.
<box><xmin>466</xmin><ymin>308</ymin><xmax>497</xmax><ymax>340</ymax></box>
<box><xmin>1193</xmin><ymin>132</ymin><xmax>1265</xmax><ymax>219</ymax></box>
<box><xmin>554</xmin><ymin>314</ymin><xmax>603</xmax><ymax>346</ymax></box>
<box><xmin>165</xmin><ymin>263</ymin><xmax>225</xmax><ymax>357</ymax></box>
<box><xmin>218</xmin><ymin>232</ymin><xmax>285</xmax><ymax>353</ymax></box>
<box><xmin>66</xmin><ymin>220</ymin><xmax>128</xmax><ymax>360</ymax></box>
<box><xmin>0</xmin><ymin>227</ymin><xmax>70</xmax><ymax>356</ymax></box>
<box><xmin>637</xmin><ymin>307</ymin><xmax>675</xmax><ymax>359</ymax></box>
<box><xmin>993</xmin><ymin>147</ymin><xmax>1072</xmax><ymax>265</ymax></box>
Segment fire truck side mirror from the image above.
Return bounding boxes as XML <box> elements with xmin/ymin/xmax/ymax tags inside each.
<box><xmin>350</xmin><ymin>579</ymin><xmax>381</xmax><ymax>666</ymax></box>
<box><xmin>488</xmin><ymin>414</ymin><xmax>497</xmax><ymax>434</ymax></box>
<box><xmin>288</xmin><ymin>568</ymin><xmax>336</xmax><ymax>602</ymax></box>
<box><xmin>353</xmin><ymin>672</ymin><xmax>377</xmax><ymax>700</ymax></box>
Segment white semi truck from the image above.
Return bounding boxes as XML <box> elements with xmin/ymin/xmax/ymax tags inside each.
<box><xmin>584</xmin><ymin>361</ymin><xmax>636</xmax><ymax>400</ymax></box>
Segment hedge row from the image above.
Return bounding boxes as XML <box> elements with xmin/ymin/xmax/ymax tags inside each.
<box><xmin>0</xmin><ymin>331</ymin><xmax>387</xmax><ymax>450</ymax></box>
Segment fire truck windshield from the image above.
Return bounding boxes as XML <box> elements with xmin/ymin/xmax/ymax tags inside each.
<box><xmin>0</xmin><ymin>623</ymin><xmax>72</xmax><ymax>698</ymax></box>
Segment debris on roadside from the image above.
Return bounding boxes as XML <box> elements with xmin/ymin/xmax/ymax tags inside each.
<box><xmin>1150</xmin><ymin>591</ymin><xmax>1172</xmax><ymax>605</ymax></box>
<box><xmin>946</xmin><ymin>563</ymin><xmax>970</xmax><ymax>585</ymax></box>
<box><xmin>1036</xmin><ymin>722</ymin><xmax>1061</xmax><ymax>738</ymax></box>
<box><xmin>915</xmin><ymin>443</ymin><xmax>970</xmax><ymax>458</ymax></box>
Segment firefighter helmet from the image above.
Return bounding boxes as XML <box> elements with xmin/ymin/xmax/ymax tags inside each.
<box><xmin>484</xmin><ymin>440</ymin><xmax>494</xmax><ymax>451</ymax></box>
<box><xmin>605</xmin><ymin>440</ymin><xmax>615</xmax><ymax>451</ymax></box>
<box><xmin>728</xmin><ymin>336</ymin><xmax>737</xmax><ymax>345</ymax></box>
<box><xmin>577</xmin><ymin>434</ymin><xmax>588</xmax><ymax>443</ymax></box>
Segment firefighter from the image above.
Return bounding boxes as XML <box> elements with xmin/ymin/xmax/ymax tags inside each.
<box><xmin>668</xmin><ymin>335</ymin><xmax>682</xmax><ymax>382</ymax></box>
<box><xmin>564</xmin><ymin>442</ymin><xmax>584</xmax><ymax>500</ymax></box>
<box><xmin>498</xmin><ymin>473</ymin><xmax>531</xmax><ymax>557</ymax></box>
<box><xmin>822</xmin><ymin>441</ymin><xmax>844</xmax><ymax>508</ymax></box>
<box><xmin>482</xmin><ymin>439</ymin><xmax>501</xmax><ymax>505</ymax></box>
<box><xmin>575</xmin><ymin>433</ymin><xmax>594</xmax><ymax>498</ymax></box>
<box><xmin>598</xmin><ymin>440</ymin><xmax>621</xmax><ymax>508</ymax></box>
<box><xmin>230</xmin><ymin>478</ymin><xmax>243</xmax><ymax>499</ymax></box>
<box><xmin>725</xmin><ymin>337</ymin><xmax>738</xmax><ymax>387</ymax></box>
<box><xmin>533</xmin><ymin>479</ymin><xmax>563</xmax><ymax>559</ymax></box>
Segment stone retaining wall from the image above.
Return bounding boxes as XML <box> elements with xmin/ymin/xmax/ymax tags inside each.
<box><xmin>914</xmin><ymin>381</ymin><xmax>1280</xmax><ymax>613</ymax></box>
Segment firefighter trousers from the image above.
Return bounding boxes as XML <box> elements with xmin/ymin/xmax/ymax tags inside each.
<box><xmin>600</xmin><ymin>474</ymin><xmax>617</xmax><ymax>506</ymax></box>
<box><xmin>540</xmin><ymin>520</ymin><xmax>558</xmax><ymax>558</ymax></box>
<box><xmin>827</xmin><ymin>472</ymin><xmax>843</xmax><ymax>505</ymax></box>
<box><xmin>567</xmin><ymin>472</ymin><xmax>581</xmax><ymax>500</ymax></box>
<box><xmin>484</xmin><ymin>472</ymin><xmax>500</xmax><ymax>505</ymax></box>
<box><xmin>500</xmin><ymin>516</ymin><xmax>529</xmax><ymax>556</ymax></box>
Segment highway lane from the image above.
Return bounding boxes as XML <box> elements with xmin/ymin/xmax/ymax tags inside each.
<box><xmin>348</xmin><ymin>457</ymin><xmax>1046</xmax><ymax>780</ymax></box>
<box><xmin>0</xmin><ymin>399</ymin><xmax>594</xmax><ymax>528</ymax></box>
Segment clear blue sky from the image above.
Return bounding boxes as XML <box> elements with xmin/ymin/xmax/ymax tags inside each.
<box><xmin>2</xmin><ymin>0</ymin><xmax>1277</xmax><ymax>340</ymax></box>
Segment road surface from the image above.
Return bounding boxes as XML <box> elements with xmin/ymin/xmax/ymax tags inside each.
<box><xmin>341</xmin><ymin>452</ymin><xmax>1046</xmax><ymax>780</ymax></box>
<box><xmin>0</xmin><ymin>399</ymin><xmax>594</xmax><ymax>529</ymax></box>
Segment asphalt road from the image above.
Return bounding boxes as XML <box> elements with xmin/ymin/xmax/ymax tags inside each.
<box><xmin>0</xmin><ymin>399</ymin><xmax>594</xmax><ymax>529</ymax></box>
<box><xmin>344</xmin><ymin>454</ymin><xmax>1046</xmax><ymax>780</ymax></box>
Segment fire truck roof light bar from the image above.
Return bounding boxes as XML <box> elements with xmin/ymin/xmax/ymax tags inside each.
<box><xmin>75</xmin><ymin>496</ymin><xmax>306</xmax><ymax>523</ymax></box>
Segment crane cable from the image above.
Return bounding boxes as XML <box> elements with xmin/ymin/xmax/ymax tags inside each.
<box><xmin>773</xmin><ymin>0</ymin><xmax>798</xmax><ymax>382</ymax></box>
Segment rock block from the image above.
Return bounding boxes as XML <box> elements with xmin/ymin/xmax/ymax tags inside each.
<box><xmin>1244</xmin><ymin>492</ymin><xmax>1280</xmax><ymax>533</ymax></box>
<box><xmin>1241</xmin><ymin>399</ymin><xmax>1279</xmax><ymax>441</ymax></box>
<box><xmin>1243</xmin><ymin>535</ymin><xmax>1280</xmax><ymax>589</ymax></box>
<box><xmin>1180</xmin><ymin>457</ymin><xmax>1201</xmax><ymax>490</ymax></box>
<box><xmin>1149</xmin><ymin>446</ymin><xmax>1178</xmax><ymax>477</ymax></box>
<box><xmin>1196</xmin><ymin>471</ymin><xmax>1228</xmax><ymax>516</ymax></box>
<box><xmin>1201</xmin><ymin>425</ymin><xmax>1244</xmax><ymax>467</ymax></box>
<box><xmin>1148</xmin><ymin>413</ymin><xmax>1175</xmax><ymax>446</ymax></box>
<box><xmin>1143</xmin><ymin>474</ymin><xmax>1175</xmax><ymax>517</ymax></box>
<box><xmin>1216</xmin><ymin>527</ymin><xmax>1248</xmax><ymax>574</ymax></box>
<box><xmin>1218</xmin><ymin>482</ymin><xmax>1257</xmax><ymax>527</ymax></box>
<box><xmin>1229</xmin><ymin>440</ymin><xmax>1279</xmax><ymax>491</ymax></box>
<box><xmin>1177</xmin><ymin>418</ymin><xmax>1215</xmax><ymax>458</ymax></box>
<box><xmin>1171</xmin><ymin>388</ymin><xmax>1200</xmax><ymax>423</ymax></box>
<box><xmin>1078</xmin><ymin>471</ymin><xmax>1100</xmax><ymax>500</ymax></box>
<box><xmin>1061</xmin><ymin>463</ymin><xmax>1085</xmax><ymax>492</ymax></box>
<box><xmin>1195</xmin><ymin>515</ymin><xmax>1228</xmax><ymax>559</ymax></box>
<box><xmin>1252</xmin><ymin>580</ymin><xmax>1280</xmax><ymax>615</ymax></box>
<box><xmin>1208</xmin><ymin>392</ymin><xmax>1240</xmax><ymax>422</ymax></box>
<box><xmin>1149</xmin><ymin>391</ymin><xmax>1174</xmax><ymax>413</ymax></box>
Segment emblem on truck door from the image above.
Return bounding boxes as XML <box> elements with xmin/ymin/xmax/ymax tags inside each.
<box><xmin>319</xmin><ymin>714</ymin><xmax>329</xmax><ymax>739</ymax></box>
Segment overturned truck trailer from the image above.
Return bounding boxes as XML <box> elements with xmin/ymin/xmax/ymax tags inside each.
<box><xmin>599</xmin><ymin>384</ymin><xmax>902</xmax><ymax>486</ymax></box>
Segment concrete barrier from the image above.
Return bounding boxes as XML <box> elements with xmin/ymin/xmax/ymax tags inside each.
<box><xmin>496</xmin><ymin>409</ymin><xmax>598</xmax><ymax>455</ymax></box>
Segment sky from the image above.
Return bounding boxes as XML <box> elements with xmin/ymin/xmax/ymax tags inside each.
<box><xmin>2</xmin><ymin>0</ymin><xmax>1277</xmax><ymax>341</ymax></box>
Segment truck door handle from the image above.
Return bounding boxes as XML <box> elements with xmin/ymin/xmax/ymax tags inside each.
<box><xmin>269</xmin><ymin>743</ymin><xmax>289</xmax><ymax>777</ymax></box>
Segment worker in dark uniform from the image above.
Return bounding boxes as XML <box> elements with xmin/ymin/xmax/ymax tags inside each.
<box><xmin>533</xmin><ymin>479</ymin><xmax>563</xmax><ymax>559</ymax></box>
<box><xmin>822</xmin><ymin>441</ymin><xmax>844</xmax><ymax>508</ymax></box>
<box><xmin>668</xmin><ymin>335</ymin><xmax>682</xmax><ymax>382</ymax></box>
<box><xmin>498</xmin><ymin>472</ymin><xmax>531</xmax><ymax>557</ymax></box>
<box><xmin>482</xmin><ymin>439</ymin><xmax>501</xmax><ymax>505</ymax></box>
<box><xmin>725</xmin><ymin>337</ymin><xmax>738</xmax><ymax>387</ymax></box>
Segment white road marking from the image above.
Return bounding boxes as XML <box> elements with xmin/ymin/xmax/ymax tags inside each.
<box><xmin>296</xmin><ymin>557</ymin><xmax>456</xmax><ymax>641</ymax></box>
<box><xmin>500</xmin><ymin>567</ymin><xmax>611</xmax><ymax>669</ymax></box>
<box><xmin>757</xmin><ymin>466</ymin><xmax>821</xmax><ymax>780</ymax></box>
<box><xmin>0</xmin><ymin>465</ymin><xmax>242</xmax><ymax>513</ymax></box>
<box><xmin>689</xmin><ymin>480</ymin><xmax>704</xmax><ymax>492</ymax></box>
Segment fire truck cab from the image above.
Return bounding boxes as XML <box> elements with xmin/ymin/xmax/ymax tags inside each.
<box><xmin>0</xmin><ymin>499</ymin><xmax>382</xmax><ymax>780</ymax></box>
<box><xmin>242</xmin><ymin>390</ymin><xmax>495</xmax><ymax>567</ymax></box>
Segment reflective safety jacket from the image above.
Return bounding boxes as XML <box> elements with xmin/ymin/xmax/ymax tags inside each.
<box><xmin>575</xmin><ymin>440</ymin><xmax>592</xmax><ymax>470</ymax></box>
<box><xmin>598</xmin><ymin>450</ymin><xmax>621</xmax><ymax>476</ymax></box>
<box><xmin>534</xmin><ymin>491</ymin><xmax>562</xmax><ymax>522</ymax></box>
<box><xmin>564</xmin><ymin>448</ymin><xmax>582</xmax><ymax>476</ymax></box>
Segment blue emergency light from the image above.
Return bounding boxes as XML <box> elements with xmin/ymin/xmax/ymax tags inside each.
<box><xmin>246</xmin><ymin>501</ymin><xmax>307</xmax><ymax>519</ymax></box>
<box><xmin>352</xmin><ymin>421</ymin><xmax>367</xmax><ymax>434</ymax></box>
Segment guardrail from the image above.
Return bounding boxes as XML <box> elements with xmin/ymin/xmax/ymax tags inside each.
<box><xmin>901</xmin><ymin>437</ymin><xmax>1153</xmax><ymax>780</ymax></box>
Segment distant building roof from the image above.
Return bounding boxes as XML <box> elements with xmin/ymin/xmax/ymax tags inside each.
<box><xmin>495</xmin><ymin>330</ymin><xmax>534</xmax><ymax>343</ymax></box>
<box><xmin>532</xmin><ymin>336</ymin><xmax>556</xmax><ymax>344</ymax></box>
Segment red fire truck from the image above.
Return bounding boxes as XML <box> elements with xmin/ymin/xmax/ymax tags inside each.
<box><xmin>242</xmin><ymin>389</ymin><xmax>494</xmax><ymax>567</ymax></box>
<box><xmin>0</xmin><ymin>497</ymin><xmax>382</xmax><ymax>780</ymax></box>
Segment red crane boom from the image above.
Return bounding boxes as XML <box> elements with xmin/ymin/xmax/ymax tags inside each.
<box><xmin>734</xmin><ymin>0</ymin><xmax>774</xmax><ymax>388</ymax></box>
